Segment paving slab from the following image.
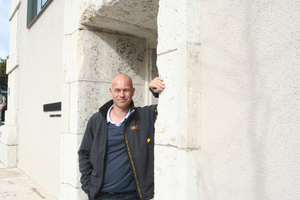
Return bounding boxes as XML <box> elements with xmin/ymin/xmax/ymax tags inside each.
<box><xmin>0</xmin><ymin>162</ymin><xmax>57</xmax><ymax>200</ymax></box>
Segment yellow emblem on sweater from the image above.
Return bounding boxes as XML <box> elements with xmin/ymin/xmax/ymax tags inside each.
<box><xmin>131</xmin><ymin>125</ymin><xmax>138</xmax><ymax>130</ymax></box>
<box><xmin>147</xmin><ymin>138</ymin><xmax>151</xmax><ymax>143</ymax></box>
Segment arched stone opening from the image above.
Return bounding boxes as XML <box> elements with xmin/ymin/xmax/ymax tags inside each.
<box><xmin>78</xmin><ymin>0</ymin><xmax>159</xmax><ymax>106</ymax></box>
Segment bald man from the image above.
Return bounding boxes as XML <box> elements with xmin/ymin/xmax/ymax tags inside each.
<box><xmin>78</xmin><ymin>74</ymin><xmax>165</xmax><ymax>200</ymax></box>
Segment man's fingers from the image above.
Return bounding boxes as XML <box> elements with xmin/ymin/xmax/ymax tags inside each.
<box><xmin>152</xmin><ymin>78</ymin><xmax>165</xmax><ymax>88</ymax></box>
<box><xmin>150</xmin><ymin>77</ymin><xmax>166</xmax><ymax>92</ymax></box>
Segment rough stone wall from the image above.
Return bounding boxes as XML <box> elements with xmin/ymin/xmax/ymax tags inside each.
<box><xmin>79</xmin><ymin>0</ymin><xmax>158</xmax><ymax>43</ymax></box>
<box><xmin>155</xmin><ymin>0</ymin><xmax>201</xmax><ymax>199</ymax></box>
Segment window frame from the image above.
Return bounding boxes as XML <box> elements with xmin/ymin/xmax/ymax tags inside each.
<box><xmin>27</xmin><ymin>0</ymin><xmax>53</xmax><ymax>28</ymax></box>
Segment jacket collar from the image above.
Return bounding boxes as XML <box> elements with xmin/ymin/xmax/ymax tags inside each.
<box><xmin>99</xmin><ymin>100</ymin><xmax>135</xmax><ymax>119</ymax></box>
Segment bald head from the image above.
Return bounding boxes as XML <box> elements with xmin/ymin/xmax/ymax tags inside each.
<box><xmin>111</xmin><ymin>74</ymin><xmax>133</xmax><ymax>89</ymax></box>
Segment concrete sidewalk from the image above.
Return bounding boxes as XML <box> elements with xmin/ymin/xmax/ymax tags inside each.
<box><xmin>0</xmin><ymin>162</ymin><xmax>56</xmax><ymax>200</ymax></box>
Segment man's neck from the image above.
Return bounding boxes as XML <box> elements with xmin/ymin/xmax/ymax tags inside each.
<box><xmin>109</xmin><ymin>106</ymin><xmax>130</xmax><ymax>124</ymax></box>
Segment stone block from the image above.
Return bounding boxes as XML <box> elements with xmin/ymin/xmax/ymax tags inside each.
<box><xmin>131</xmin><ymin>84</ymin><xmax>146</xmax><ymax>107</ymax></box>
<box><xmin>0</xmin><ymin>143</ymin><xmax>17</xmax><ymax>167</ymax></box>
<box><xmin>64</xmin><ymin>30</ymin><xmax>147</xmax><ymax>83</ymax></box>
<box><xmin>69</xmin><ymin>81</ymin><xmax>111</xmax><ymax>134</ymax></box>
<box><xmin>157</xmin><ymin>0</ymin><xmax>182</xmax><ymax>53</ymax></box>
<box><xmin>63</xmin><ymin>32</ymin><xmax>78</xmax><ymax>83</ymax></box>
<box><xmin>157</xmin><ymin>0</ymin><xmax>200</xmax><ymax>54</ymax></box>
<box><xmin>155</xmin><ymin>145</ymin><xmax>201</xmax><ymax>200</ymax></box>
<box><xmin>155</xmin><ymin>51</ymin><xmax>178</xmax><ymax>146</ymax></box>
<box><xmin>155</xmin><ymin>50</ymin><xmax>180</xmax><ymax>147</ymax></box>
<box><xmin>61</xmin><ymin>133</ymin><xmax>83</xmax><ymax>187</ymax></box>
<box><xmin>62</xmin><ymin>83</ymin><xmax>70</xmax><ymax>133</ymax></box>
<box><xmin>82</xmin><ymin>0</ymin><xmax>158</xmax><ymax>31</ymax></box>
<box><xmin>176</xmin><ymin>43</ymin><xmax>201</xmax><ymax>148</ymax></box>
<box><xmin>0</xmin><ymin>125</ymin><xmax>18</xmax><ymax>145</ymax></box>
<box><xmin>156</xmin><ymin>42</ymin><xmax>201</xmax><ymax>148</ymax></box>
<box><xmin>3</xmin><ymin>110</ymin><xmax>17</xmax><ymax>127</ymax></box>
<box><xmin>79</xmin><ymin>0</ymin><xmax>158</xmax><ymax>41</ymax></box>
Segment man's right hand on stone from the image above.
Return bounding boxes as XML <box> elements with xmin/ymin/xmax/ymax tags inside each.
<box><xmin>149</xmin><ymin>77</ymin><xmax>165</xmax><ymax>93</ymax></box>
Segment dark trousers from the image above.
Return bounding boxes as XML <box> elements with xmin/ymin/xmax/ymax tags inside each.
<box><xmin>88</xmin><ymin>191</ymin><xmax>140</xmax><ymax>200</ymax></box>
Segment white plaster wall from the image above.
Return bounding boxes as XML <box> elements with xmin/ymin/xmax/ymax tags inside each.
<box><xmin>200</xmin><ymin>1</ymin><xmax>300</xmax><ymax>199</ymax></box>
<box><xmin>8</xmin><ymin>9</ymin><xmax>18</xmax><ymax>60</ymax></box>
<box><xmin>0</xmin><ymin>0</ymin><xmax>20</xmax><ymax>168</ymax></box>
<box><xmin>15</xmin><ymin>0</ymin><xmax>65</xmax><ymax>198</ymax></box>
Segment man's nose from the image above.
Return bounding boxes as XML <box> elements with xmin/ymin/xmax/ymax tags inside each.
<box><xmin>120</xmin><ymin>90</ymin><xmax>125</xmax><ymax>96</ymax></box>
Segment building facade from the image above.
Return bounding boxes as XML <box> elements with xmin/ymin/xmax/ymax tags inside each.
<box><xmin>1</xmin><ymin>0</ymin><xmax>300</xmax><ymax>199</ymax></box>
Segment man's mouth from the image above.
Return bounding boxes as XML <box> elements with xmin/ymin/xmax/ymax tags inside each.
<box><xmin>118</xmin><ymin>99</ymin><xmax>127</xmax><ymax>102</ymax></box>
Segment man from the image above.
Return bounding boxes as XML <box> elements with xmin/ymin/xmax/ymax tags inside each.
<box><xmin>78</xmin><ymin>74</ymin><xmax>165</xmax><ymax>200</ymax></box>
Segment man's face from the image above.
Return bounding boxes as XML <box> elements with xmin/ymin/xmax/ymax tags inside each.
<box><xmin>109</xmin><ymin>75</ymin><xmax>135</xmax><ymax>110</ymax></box>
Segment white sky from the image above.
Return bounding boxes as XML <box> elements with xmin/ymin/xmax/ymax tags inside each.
<box><xmin>0</xmin><ymin>0</ymin><xmax>10</xmax><ymax>59</ymax></box>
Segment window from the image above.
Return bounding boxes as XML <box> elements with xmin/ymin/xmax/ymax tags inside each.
<box><xmin>27</xmin><ymin>0</ymin><xmax>52</xmax><ymax>28</ymax></box>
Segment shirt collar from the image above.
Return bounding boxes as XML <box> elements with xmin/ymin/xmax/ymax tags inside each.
<box><xmin>106</xmin><ymin>105</ymin><xmax>131</xmax><ymax>127</ymax></box>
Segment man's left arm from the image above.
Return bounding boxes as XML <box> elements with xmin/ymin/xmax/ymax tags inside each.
<box><xmin>149</xmin><ymin>77</ymin><xmax>165</xmax><ymax>122</ymax></box>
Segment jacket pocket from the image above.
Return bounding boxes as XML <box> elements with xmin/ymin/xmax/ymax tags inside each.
<box><xmin>88</xmin><ymin>175</ymin><xmax>102</xmax><ymax>196</ymax></box>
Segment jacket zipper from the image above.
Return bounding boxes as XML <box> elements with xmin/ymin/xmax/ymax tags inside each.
<box><xmin>124</xmin><ymin>110</ymin><xmax>143</xmax><ymax>200</ymax></box>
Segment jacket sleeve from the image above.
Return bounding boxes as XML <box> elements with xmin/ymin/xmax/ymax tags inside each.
<box><xmin>78</xmin><ymin>116</ymin><xmax>94</xmax><ymax>193</ymax></box>
<box><xmin>149</xmin><ymin>87</ymin><xmax>159</xmax><ymax>98</ymax></box>
<box><xmin>149</xmin><ymin>104</ymin><xmax>158</xmax><ymax>125</ymax></box>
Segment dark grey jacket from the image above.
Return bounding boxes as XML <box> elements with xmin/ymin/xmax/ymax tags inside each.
<box><xmin>78</xmin><ymin>100</ymin><xmax>158</xmax><ymax>200</ymax></box>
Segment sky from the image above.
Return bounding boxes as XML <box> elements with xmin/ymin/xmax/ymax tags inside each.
<box><xmin>0</xmin><ymin>0</ymin><xmax>10</xmax><ymax>59</ymax></box>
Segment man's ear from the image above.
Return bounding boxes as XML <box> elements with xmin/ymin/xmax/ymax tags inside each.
<box><xmin>109</xmin><ymin>88</ymin><xmax>113</xmax><ymax>97</ymax></box>
<box><xmin>132</xmin><ymin>87</ymin><xmax>135</xmax><ymax>96</ymax></box>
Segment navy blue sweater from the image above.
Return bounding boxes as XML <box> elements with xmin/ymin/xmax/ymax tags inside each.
<box><xmin>100</xmin><ymin>122</ymin><xmax>135</xmax><ymax>192</ymax></box>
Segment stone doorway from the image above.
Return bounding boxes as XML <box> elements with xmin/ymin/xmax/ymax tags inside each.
<box><xmin>61</xmin><ymin>1</ymin><xmax>159</xmax><ymax>199</ymax></box>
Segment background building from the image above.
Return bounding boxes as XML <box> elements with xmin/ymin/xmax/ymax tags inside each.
<box><xmin>1</xmin><ymin>0</ymin><xmax>300</xmax><ymax>199</ymax></box>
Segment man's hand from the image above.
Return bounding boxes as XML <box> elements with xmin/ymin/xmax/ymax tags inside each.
<box><xmin>149</xmin><ymin>77</ymin><xmax>165</xmax><ymax>93</ymax></box>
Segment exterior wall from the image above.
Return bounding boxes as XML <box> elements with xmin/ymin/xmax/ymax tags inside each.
<box><xmin>199</xmin><ymin>1</ymin><xmax>300</xmax><ymax>200</ymax></box>
<box><xmin>3</xmin><ymin>0</ymin><xmax>65</xmax><ymax>198</ymax></box>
